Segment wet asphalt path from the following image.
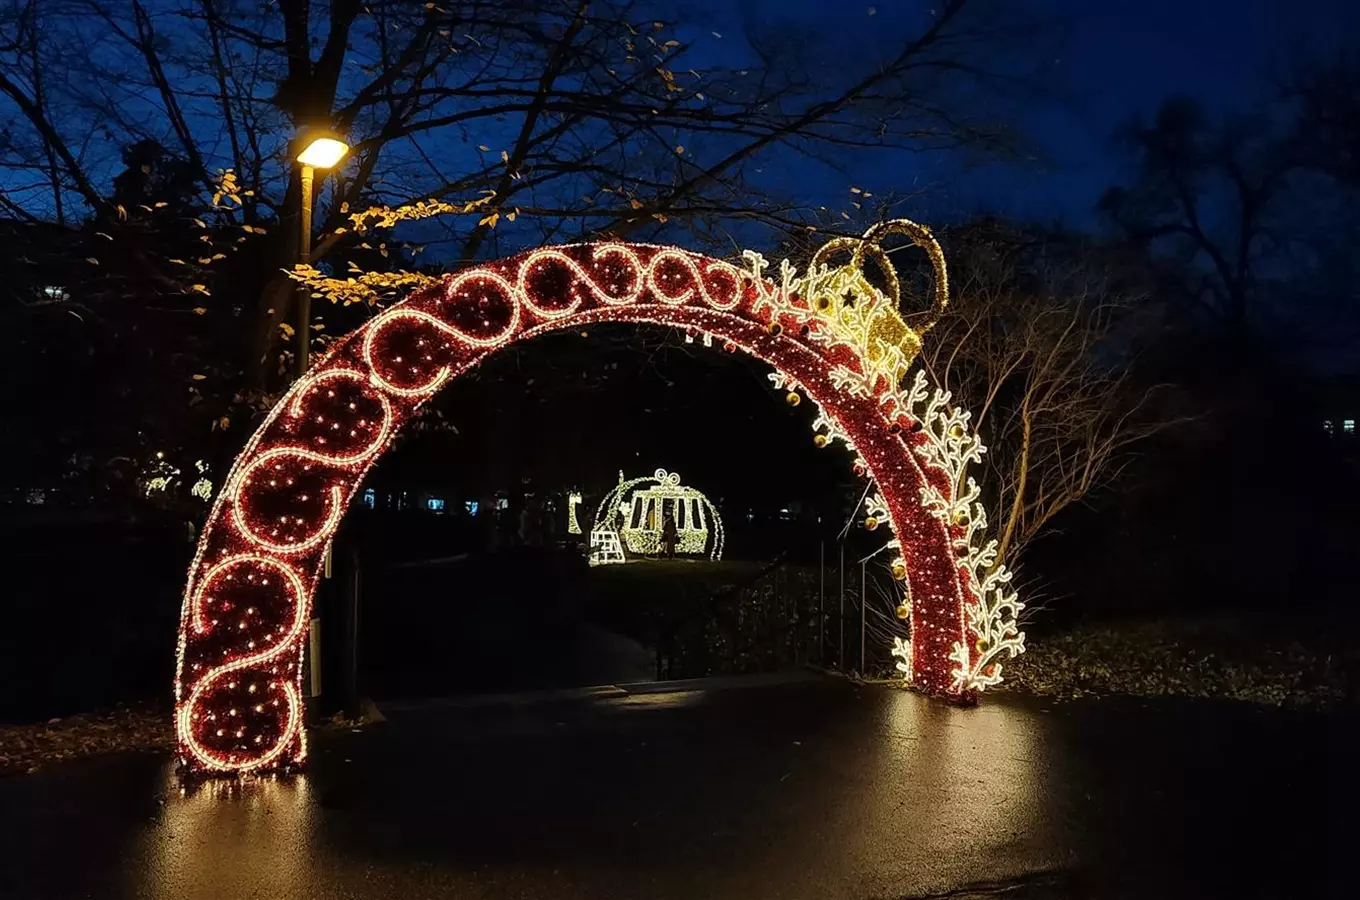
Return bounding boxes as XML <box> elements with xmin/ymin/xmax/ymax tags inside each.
<box><xmin>1</xmin><ymin>676</ymin><xmax>1354</xmax><ymax>899</ymax></box>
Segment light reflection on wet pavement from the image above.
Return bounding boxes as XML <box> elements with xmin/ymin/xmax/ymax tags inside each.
<box><xmin>1</xmin><ymin>678</ymin><xmax>1352</xmax><ymax>899</ymax></box>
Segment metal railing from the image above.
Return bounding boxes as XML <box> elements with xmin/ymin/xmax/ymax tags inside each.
<box><xmin>654</xmin><ymin>541</ymin><xmax>904</xmax><ymax>680</ymax></box>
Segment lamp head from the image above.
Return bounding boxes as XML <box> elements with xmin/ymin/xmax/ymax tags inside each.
<box><xmin>296</xmin><ymin>134</ymin><xmax>349</xmax><ymax>169</ymax></box>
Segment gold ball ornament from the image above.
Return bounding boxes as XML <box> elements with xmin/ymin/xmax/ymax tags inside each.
<box><xmin>949</xmin><ymin>423</ymin><xmax>966</xmax><ymax>439</ymax></box>
<box><xmin>785</xmin><ymin>392</ymin><xmax>801</xmax><ymax>407</ymax></box>
<box><xmin>895</xmin><ymin>603</ymin><xmax>910</xmax><ymax>620</ymax></box>
<box><xmin>864</xmin><ymin>516</ymin><xmax>879</xmax><ymax>531</ymax></box>
<box><xmin>767</xmin><ymin>321</ymin><xmax>783</xmax><ymax>336</ymax></box>
<box><xmin>890</xmin><ymin>562</ymin><xmax>907</xmax><ymax>580</ymax></box>
<box><xmin>813</xmin><ymin>434</ymin><xmax>829</xmax><ymax>448</ymax></box>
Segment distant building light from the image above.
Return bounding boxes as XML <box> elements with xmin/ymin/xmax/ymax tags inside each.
<box><xmin>1345</xmin><ymin>419</ymin><xmax>1356</xmax><ymax>435</ymax></box>
<box><xmin>361</xmin><ymin>488</ymin><xmax>375</xmax><ymax>509</ymax></box>
<box><xmin>494</xmin><ymin>497</ymin><xmax>508</xmax><ymax>510</ymax></box>
<box><xmin>43</xmin><ymin>285</ymin><xmax>68</xmax><ymax>301</ymax></box>
<box><xmin>465</xmin><ymin>500</ymin><xmax>480</xmax><ymax>516</ymax></box>
<box><xmin>427</xmin><ymin>497</ymin><xmax>445</xmax><ymax>511</ymax></box>
<box><xmin>1324</xmin><ymin>420</ymin><xmax>1334</xmax><ymax>435</ymax></box>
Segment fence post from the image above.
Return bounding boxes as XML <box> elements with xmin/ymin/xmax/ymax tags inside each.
<box><xmin>306</xmin><ymin>548</ymin><xmax>329</xmax><ymax>717</ymax></box>
<box><xmin>838</xmin><ymin>543</ymin><xmax>845</xmax><ymax>669</ymax></box>
<box><xmin>342</xmin><ymin>542</ymin><xmax>362</xmax><ymax>721</ymax></box>
<box><xmin>777</xmin><ymin>568</ymin><xmax>788</xmax><ymax>666</ymax></box>
<box><xmin>860</xmin><ymin>559</ymin><xmax>867</xmax><ymax>675</ymax></box>
<box><xmin>818</xmin><ymin>541</ymin><xmax>825</xmax><ymax>664</ymax></box>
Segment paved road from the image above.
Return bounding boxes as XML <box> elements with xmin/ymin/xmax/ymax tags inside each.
<box><xmin>1</xmin><ymin>676</ymin><xmax>1354</xmax><ymax>899</ymax></box>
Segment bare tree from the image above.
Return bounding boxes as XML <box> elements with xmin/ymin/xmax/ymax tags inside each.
<box><xmin>1282</xmin><ymin>48</ymin><xmax>1360</xmax><ymax>188</ymax></box>
<box><xmin>0</xmin><ymin>0</ymin><xmax>1042</xmax><ymax>380</ymax></box>
<box><xmin>917</xmin><ymin>226</ymin><xmax>1174</xmax><ymax>565</ymax></box>
<box><xmin>1275</xmin><ymin>49</ymin><xmax>1360</xmax><ymax>354</ymax></box>
<box><xmin>1101</xmin><ymin>69</ymin><xmax>1360</xmax><ymax>369</ymax></box>
<box><xmin>1097</xmin><ymin>97</ymin><xmax>1295</xmax><ymax>336</ymax></box>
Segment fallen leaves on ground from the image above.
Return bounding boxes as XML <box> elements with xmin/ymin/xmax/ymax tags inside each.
<box><xmin>1001</xmin><ymin>615</ymin><xmax>1357</xmax><ymax>710</ymax></box>
<box><xmin>0</xmin><ymin>704</ymin><xmax>172</xmax><ymax>777</ymax></box>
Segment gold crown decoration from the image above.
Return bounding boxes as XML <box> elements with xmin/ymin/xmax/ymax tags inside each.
<box><xmin>796</xmin><ymin>219</ymin><xmax>949</xmax><ymax>391</ymax></box>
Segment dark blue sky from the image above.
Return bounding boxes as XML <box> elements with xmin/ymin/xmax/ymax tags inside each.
<box><xmin>727</xmin><ymin>0</ymin><xmax>1357</xmax><ymax>229</ymax></box>
<box><xmin>985</xmin><ymin>0</ymin><xmax>1356</xmax><ymax>224</ymax></box>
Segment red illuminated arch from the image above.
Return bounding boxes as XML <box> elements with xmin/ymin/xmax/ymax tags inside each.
<box><xmin>175</xmin><ymin>229</ymin><xmax>1024</xmax><ymax>775</ymax></box>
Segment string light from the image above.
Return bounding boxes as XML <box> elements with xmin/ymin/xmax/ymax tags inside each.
<box><xmin>174</xmin><ymin>224</ymin><xmax>1023</xmax><ymax>776</ymax></box>
<box><xmin>567</xmin><ymin>491</ymin><xmax>583</xmax><ymax>535</ymax></box>
<box><xmin>587</xmin><ymin>471</ymin><xmax>658</xmax><ymax>565</ymax></box>
<box><xmin>588</xmin><ymin>528</ymin><xmax>626</xmax><ymax>565</ymax></box>
<box><xmin>587</xmin><ymin>469</ymin><xmax>724</xmax><ymax>562</ymax></box>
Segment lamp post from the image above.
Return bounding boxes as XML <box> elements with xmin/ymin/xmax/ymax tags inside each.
<box><xmin>294</xmin><ymin>133</ymin><xmax>350</xmax><ymax>377</ymax></box>
<box><xmin>294</xmin><ymin>132</ymin><xmax>349</xmax><ymax>720</ymax></box>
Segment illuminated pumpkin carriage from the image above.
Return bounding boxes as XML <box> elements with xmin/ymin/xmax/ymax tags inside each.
<box><xmin>589</xmin><ymin>469</ymin><xmax>724</xmax><ymax>564</ymax></box>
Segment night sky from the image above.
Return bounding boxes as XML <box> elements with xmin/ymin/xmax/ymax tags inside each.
<box><xmin>726</xmin><ymin>0</ymin><xmax>1358</xmax><ymax>228</ymax></box>
<box><xmin>6</xmin><ymin>1</ymin><xmax>1350</xmax><ymax>248</ymax></box>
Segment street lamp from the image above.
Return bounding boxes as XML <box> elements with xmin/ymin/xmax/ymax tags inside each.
<box><xmin>294</xmin><ymin>131</ymin><xmax>350</xmax><ymax>376</ymax></box>
<box><xmin>294</xmin><ymin>130</ymin><xmax>350</xmax><ymax>723</ymax></box>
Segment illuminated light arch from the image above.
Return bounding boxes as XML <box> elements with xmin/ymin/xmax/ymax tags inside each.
<box><xmin>175</xmin><ymin>222</ymin><xmax>1024</xmax><ymax>775</ymax></box>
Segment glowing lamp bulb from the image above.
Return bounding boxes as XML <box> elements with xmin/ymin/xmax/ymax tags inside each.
<box><xmin>297</xmin><ymin>136</ymin><xmax>349</xmax><ymax>169</ymax></box>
